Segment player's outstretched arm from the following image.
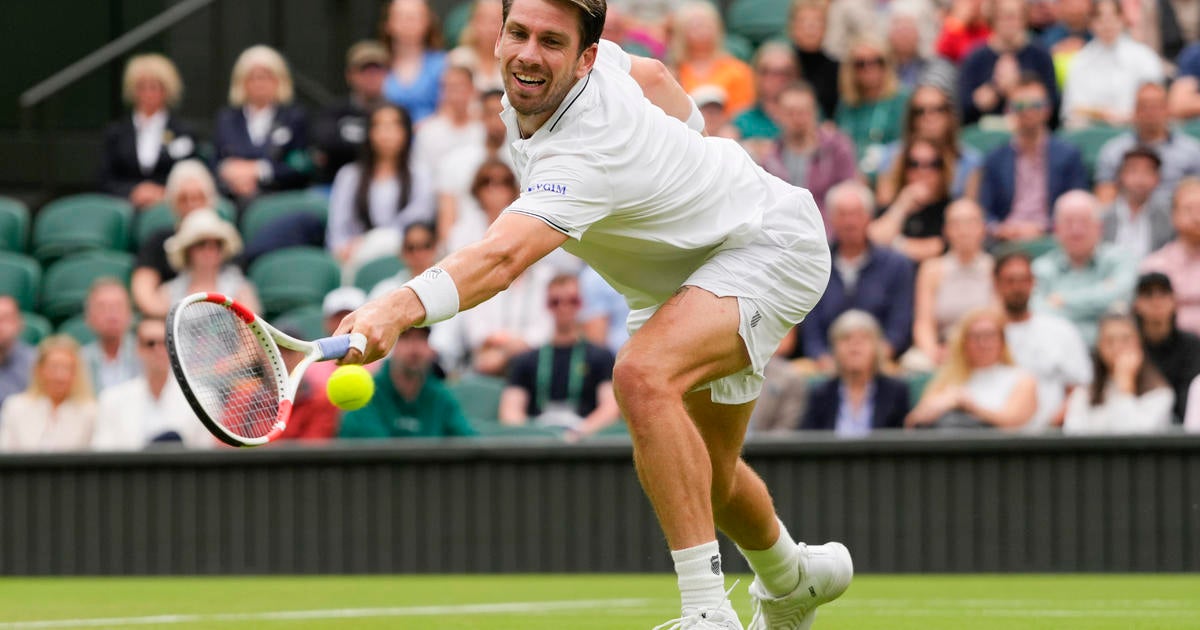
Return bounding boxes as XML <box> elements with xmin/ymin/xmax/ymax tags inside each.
<box><xmin>628</xmin><ymin>55</ymin><xmax>696</xmax><ymax>126</ymax></box>
<box><xmin>336</xmin><ymin>213</ymin><xmax>568</xmax><ymax>364</ymax></box>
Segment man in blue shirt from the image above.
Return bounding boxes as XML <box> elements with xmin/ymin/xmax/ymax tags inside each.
<box><xmin>0</xmin><ymin>296</ymin><xmax>34</xmax><ymax>408</ymax></box>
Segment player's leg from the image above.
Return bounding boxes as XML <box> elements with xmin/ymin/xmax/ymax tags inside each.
<box><xmin>687</xmin><ymin>382</ymin><xmax>853</xmax><ymax>630</ymax></box>
<box><xmin>682</xmin><ymin>392</ymin><xmax>778</xmax><ymax>549</ymax></box>
<box><xmin>612</xmin><ymin>286</ymin><xmax>751</xmax><ymax>623</ymax></box>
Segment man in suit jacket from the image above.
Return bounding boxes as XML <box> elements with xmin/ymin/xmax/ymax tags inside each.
<box><xmin>311</xmin><ymin>41</ymin><xmax>389</xmax><ymax>184</ymax></box>
<box><xmin>801</xmin><ymin>310</ymin><xmax>911</xmax><ymax>433</ymax></box>
<box><xmin>978</xmin><ymin>74</ymin><xmax>1088</xmax><ymax>242</ymax></box>
<box><xmin>1101</xmin><ymin>146</ymin><xmax>1175</xmax><ymax>262</ymax></box>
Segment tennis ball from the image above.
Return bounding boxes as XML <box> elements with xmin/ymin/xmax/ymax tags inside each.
<box><xmin>326</xmin><ymin>364</ymin><xmax>375</xmax><ymax>411</ymax></box>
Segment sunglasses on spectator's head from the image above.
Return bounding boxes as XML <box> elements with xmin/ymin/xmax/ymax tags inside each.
<box><xmin>906</xmin><ymin>157</ymin><xmax>944</xmax><ymax>170</ymax></box>
<box><xmin>913</xmin><ymin>104</ymin><xmax>951</xmax><ymax>116</ymax></box>
<box><xmin>355</xmin><ymin>62</ymin><xmax>386</xmax><ymax>72</ymax></box>
<box><xmin>852</xmin><ymin>57</ymin><xmax>885</xmax><ymax>69</ymax></box>
<box><xmin>403</xmin><ymin>240</ymin><xmax>435</xmax><ymax>253</ymax></box>
<box><xmin>1010</xmin><ymin>99</ymin><xmax>1047</xmax><ymax>112</ymax></box>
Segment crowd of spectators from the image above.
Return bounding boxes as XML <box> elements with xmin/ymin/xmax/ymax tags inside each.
<box><xmin>6</xmin><ymin>0</ymin><xmax>1200</xmax><ymax>453</ymax></box>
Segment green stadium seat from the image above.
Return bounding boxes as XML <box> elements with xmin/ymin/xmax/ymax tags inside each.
<box><xmin>905</xmin><ymin>371</ymin><xmax>934</xmax><ymax>404</ymax></box>
<box><xmin>353</xmin><ymin>256</ymin><xmax>406</xmax><ymax>293</ymax></box>
<box><xmin>1182</xmin><ymin>118</ymin><xmax>1200</xmax><ymax>142</ymax></box>
<box><xmin>31</xmin><ymin>194</ymin><xmax>133</xmax><ymax>264</ymax></box>
<box><xmin>0</xmin><ymin>196</ymin><xmax>30</xmax><ymax>252</ymax></box>
<box><xmin>447</xmin><ymin>373</ymin><xmax>506</xmax><ymax>422</ymax></box>
<box><xmin>135</xmin><ymin>200</ymin><xmax>236</xmax><ymax>247</ymax></box>
<box><xmin>1059</xmin><ymin>125</ymin><xmax>1129</xmax><ymax>182</ymax></box>
<box><xmin>726</xmin><ymin>0</ymin><xmax>790</xmax><ymax>46</ymax></box>
<box><xmin>20</xmin><ymin>311</ymin><xmax>52</xmax><ymax>346</ymax></box>
<box><xmin>56</xmin><ymin>314</ymin><xmax>96</xmax><ymax>346</ymax></box>
<box><xmin>240</xmin><ymin>192</ymin><xmax>328</xmax><ymax>245</ymax></box>
<box><xmin>40</xmin><ymin>250</ymin><xmax>134</xmax><ymax>323</ymax></box>
<box><xmin>442</xmin><ymin>1</ymin><xmax>473</xmax><ymax>48</ymax></box>
<box><xmin>273</xmin><ymin>304</ymin><xmax>327</xmax><ymax>340</ymax></box>
<box><xmin>248</xmin><ymin>246</ymin><xmax>341</xmax><ymax>318</ymax></box>
<box><xmin>724</xmin><ymin>33</ymin><xmax>757</xmax><ymax>63</ymax></box>
<box><xmin>992</xmin><ymin>235</ymin><xmax>1058</xmax><ymax>261</ymax></box>
<box><xmin>960</xmin><ymin>124</ymin><xmax>1013</xmax><ymax>156</ymax></box>
<box><xmin>0</xmin><ymin>251</ymin><xmax>41</xmax><ymax>312</ymax></box>
<box><xmin>468</xmin><ymin>418</ymin><xmax>563</xmax><ymax>438</ymax></box>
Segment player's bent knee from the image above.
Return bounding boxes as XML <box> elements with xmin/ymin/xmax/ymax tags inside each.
<box><xmin>611</xmin><ymin>354</ymin><xmax>681</xmax><ymax>414</ymax></box>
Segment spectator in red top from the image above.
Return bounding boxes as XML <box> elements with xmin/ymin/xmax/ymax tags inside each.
<box><xmin>936</xmin><ymin>0</ymin><xmax>992</xmax><ymax>63</ymax></box>
<box><xmin>275</xmin><ymin>324</ymin><xmax>341</xmax><ymax>440</ymax></box>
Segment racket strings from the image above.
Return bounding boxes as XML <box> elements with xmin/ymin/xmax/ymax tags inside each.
<box><xmin>174</xmin><ymin>302</ymin><xmax>282</xmax><ymax>440</ymax></box>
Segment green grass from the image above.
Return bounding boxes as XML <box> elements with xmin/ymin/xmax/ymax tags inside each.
<box><xmin>0</xmin><ymin>574</ymin><xmax>1197</xmax><ymax>629</ymax></box>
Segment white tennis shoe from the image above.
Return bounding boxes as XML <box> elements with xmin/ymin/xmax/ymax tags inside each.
<box><xmin>654</xmin><ymin>581</ymin><xmax>744</xmax><ymax>630</ymax></box>
<box><xmin>652</xmin><ymin>605</ymin><xmax>743</xmax><ymax>630</ymax></box>
<box><xmin>746</xmin><ymin>542</ymin><xmax>854</xmax><ymax>630</ymax></box>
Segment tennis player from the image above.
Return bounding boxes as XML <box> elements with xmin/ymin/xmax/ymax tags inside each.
<box><xmin>336</xmin><ymin>0</ymin><xmax>852</xmax><ymax>626</ymax></box>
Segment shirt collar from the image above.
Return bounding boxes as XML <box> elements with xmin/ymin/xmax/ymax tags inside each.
<box><xmin>502</xmin><ymin>70</ymin><xmax>592</xmax><ymax>142</ymax></box>
<box><xmin>133</xmin><ymin>110</ymin><xmax>167</xmax><ymax>130</ymax></box>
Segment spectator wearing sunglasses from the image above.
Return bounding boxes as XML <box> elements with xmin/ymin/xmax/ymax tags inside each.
<box><xmin>835</xmin><ymin>37</ymin><xmax>909</xmax><ymax>176</ymax></box>
<box><xmin>868</xmin><ymin>138</ymin><xmax>953</xmax><ymax>262</ymax></box>
<box><xmin>93</xmin><ymin>318</ymin><xmax>213</xmax><ymax>451</ymax></box>
<box><xmin>978</xmin><ymin>74</ymin><xmax>1088</xmax><ymax>243</ymax></box>
<box><xmin>367</xmin><ymin>222</ymin><xmax>439</xmax><ymax>300</ymax></box>
<box><xmin>875</xmin><ymin>84</ymin><xmax>982</xmax><ymax>208</ymax></box>
<box><xmin>958</xmin><ymin>0</ymin><xmax>1059</xmax><ymax>127</ymax></box>
<box><xmin>500</xmin><ymin>273</ymin><xmax>619</xmax><ymax>442</ymax></box>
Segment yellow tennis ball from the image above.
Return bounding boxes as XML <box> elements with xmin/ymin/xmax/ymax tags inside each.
<box><xmin>326</xmin><ymin>364</ymin><xmax>375</xmax><ymax>411</ymax></box>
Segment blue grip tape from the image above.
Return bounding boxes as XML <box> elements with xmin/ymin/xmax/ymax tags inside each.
<box><xmin>315</xmin><ymin>335</ymin><xmax>352</xmax><ymax>360</ymax></box>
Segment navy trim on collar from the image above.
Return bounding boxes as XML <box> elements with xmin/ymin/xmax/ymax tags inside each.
<box><xmin>549</xmin><ymin>71</ymin><xmax>591</xmax><ymax>133</ymax></box>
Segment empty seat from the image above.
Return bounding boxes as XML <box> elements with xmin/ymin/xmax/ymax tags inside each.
<box><xmin>447</xmin><ymin>374</ymin><xmax>506</xmax><ymax>422</ymax></box>
<box><xmin>240</xmin><ymin>191</ymin><xmax>328</xmax><ymax>245</ymax></box>
<box><xmin>32</xmin><ymin>194</ymin><xmax>133</xmax><ymax>263</ymax></box>
<box><xmin>0</xmin><ymin>251</ymin><xmax>41</xmax><ymax>312</ymax></box>
<box><xmin>40</xmin><ymin>250</ymin><xmax>134</xmax><ymax>323</ymax></box>
<box><xmin>352</xmin><ymin>256</ymin><xmax>406</xmax><ymax>294</ymax></box>
<box><xmin>0</xmin><ymin>196</ymin><xmax>30</xmax><ymax>252</ymax></box>
<box><xmin>248</xmin><ymin>246</ymin><xmax>341</xmax><ymax>318</ymax></box>
<box><xmin>20</xmin><ymin>311</ymin><xmax>52</xmax><ymax>345</ymax></box>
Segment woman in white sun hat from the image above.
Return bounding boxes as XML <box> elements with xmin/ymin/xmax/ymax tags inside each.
<box><xmin>160</xmin><ymin>209</ymin><xmax>261</xmax><ymax>312</ymax></box>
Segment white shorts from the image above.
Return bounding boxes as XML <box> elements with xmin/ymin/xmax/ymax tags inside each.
<box><xmin>626</xmin><ymin>189</ymin><xmax>831</xmax><ymax>405</ymax></box>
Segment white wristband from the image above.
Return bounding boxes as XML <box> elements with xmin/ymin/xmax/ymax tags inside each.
<box><xmin>402</xmin><ymin>267</ymin><xmax>460</xmax><ymax>326</ymax></box>
<box><xmin>686</xmin><ymin>98</ymin><xmax>705</xmax><ymax>133</ymax></box>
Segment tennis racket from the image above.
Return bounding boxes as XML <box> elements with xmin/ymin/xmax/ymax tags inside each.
<box><xmin>166</xmin><ymin>292</ymin><xmax>367</xmax><ymax>447</ymax></box>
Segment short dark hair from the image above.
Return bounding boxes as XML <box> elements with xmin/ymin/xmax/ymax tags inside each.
<box><xmin>502</xmin><ymin>0</ymin><xmax>606</xmax><ymax>52</ymax></box>
<box><xmin>1121</xmin><ymin>145</ymin><xmax>1163</xmax><ymax>171</ymax></box>
<box><xmin>994</xmin><ymin>250</ymin><xmax>1033</xmax><ymax>278</ymax></box>
<box><xmin>1014</xmin><ymin>71</ymin><xmax>1047</xmax><ymax>93</ymax></box>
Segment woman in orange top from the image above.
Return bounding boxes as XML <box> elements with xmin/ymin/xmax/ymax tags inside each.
<box><xmin>669</xmin><ymin>1</ymin><xmax>755</xmax><ymax>118</ymax></box>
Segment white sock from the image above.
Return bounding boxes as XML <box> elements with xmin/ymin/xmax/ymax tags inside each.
<box><xmin>671</xmin><ymin>540</ymin><xmax>726</xmax><ymax>615</ymax></box>
<box><xmin>738</xmin><ymin>518</ymin><xmax>801</xmax><ymax>597</ymax></box>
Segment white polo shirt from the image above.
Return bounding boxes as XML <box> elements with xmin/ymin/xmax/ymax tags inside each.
<box><xmin>501</xmin><ymin>40</ymin><xmax>823</xmax><ymax>311</ymax></box>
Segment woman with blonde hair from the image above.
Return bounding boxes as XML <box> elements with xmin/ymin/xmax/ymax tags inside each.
<box><xmin>0</xmin><ymin>336</ymin><xmax>97</xmax><ymax>452</ymax></box>
<box><xmin>213</xmin><ymin>45</ymin><xmax>309</xmax><ymax>201</ymax></box>
<box><xmin>906</xmin><ymin>308</ymin><xmax>1038</xmax><ymax>429</ymax></box>
<box><xmin>669</xmin><ymin>1</ymin><xmax>755</xmax><ymax>118</ymax></box>
<box><xmin>835</xmin><ymin>36</ymin><xmax>909</xmax><ymax>176</ymax></box>
<box><xmin>101</xmin><ymin>53</ymin><xmax>197</xmax><ymax>208</ymax></box>
<box><xmin>447</xmin><ymin>0</ymin><xmax>504</xmax><ymax>91</ymax></box>
<box><xmin>380</xmin><ymin>0</ymin><xmax>447</xmax><ymax>123</ymax></box>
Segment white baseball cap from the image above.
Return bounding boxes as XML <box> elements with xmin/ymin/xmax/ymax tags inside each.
<box><xmin>322</xmin><ymin>286</ymin><xmax>367</xmax><ymax>317</ymax></box>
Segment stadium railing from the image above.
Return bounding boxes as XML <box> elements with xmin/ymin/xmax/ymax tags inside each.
<box><xmin>1</xmin><ymin>432</ymin><xmax>1197</xmax><ymax>576</ymax></box>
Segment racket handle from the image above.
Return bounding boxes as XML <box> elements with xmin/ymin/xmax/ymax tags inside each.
<box><xmin>315</xmin><ymin>333</ymin><xmax>368</xmax><ymax>361</ymax></box>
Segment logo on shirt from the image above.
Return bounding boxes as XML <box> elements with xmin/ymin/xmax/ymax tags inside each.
<box><xmin>527</xmin><ymin>182</ymin><xmax>568</xmax><ymax>195</ymax></box>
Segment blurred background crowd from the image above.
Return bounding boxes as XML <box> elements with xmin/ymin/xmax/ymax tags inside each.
<box><xmin>3</xmin><ymin>0</ymin><xmax>1200</xmax><ymax>453</ymax></box>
